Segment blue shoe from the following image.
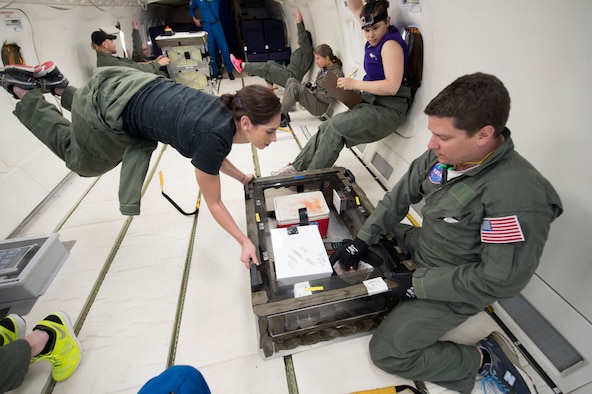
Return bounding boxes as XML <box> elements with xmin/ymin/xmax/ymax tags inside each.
<box><xmin>0</xmin><ymin>314</ymin><xmax>26</xmax><ymax>346</ymax></box>
<box><xmin>478</xmin><ymin>332</ymin><xmax>537</xmax><ymax>393</ymax></box>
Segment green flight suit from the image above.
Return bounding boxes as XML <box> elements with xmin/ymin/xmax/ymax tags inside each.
<box><xmin>358</xmin><ymin>129</ymin><xmax>563</xmax><ymax>393</ymax></box>
<box><xmin>13</xmin><ymin>67</ymin><xmax>161</xmax><ymax>215</ymax></box>
<box><xmin>291</xmin><ymin>85</ymin><xmax>410</xmax><ymax>171</ymax></box>
<box><xmin>281</xmin><ymin>63</ymin><xmax>344</xmax><ymax>116</ymax></box>
<box><xmin>96</xmin><ymin>50</ymin><xmax>165</xmax><ymax>75</ymax></box>
<box><xmin>0</xmin><ymin>340</ymin><xmax>30</xmax><ymax>392</ymax></box>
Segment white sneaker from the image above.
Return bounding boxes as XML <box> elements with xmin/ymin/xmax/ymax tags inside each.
<box><xmin>271</xmin><ymin>163</ymin><xmax>297</xmax><ymax>176</ymax></box>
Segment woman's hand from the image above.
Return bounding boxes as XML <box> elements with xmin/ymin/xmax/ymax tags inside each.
<box><xmin>336</xmin><ymin>77</ymin><xmax>357</xmax><ymax>91</ymax></box>
<box><xmin>241</xmin><ymin>173</ymin><xmax>255</xmax><ymax>185</ymax></box>
<box><xmin>240</xmin><ymin>238</ymin><xmax>260</xmax><ymax>268</ymax></box>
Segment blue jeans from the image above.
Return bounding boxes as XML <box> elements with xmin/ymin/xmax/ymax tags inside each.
<box><xmin>204</xmin><ymin>21</ymin><xmax>233</xmax><ymax>75</ymax></box>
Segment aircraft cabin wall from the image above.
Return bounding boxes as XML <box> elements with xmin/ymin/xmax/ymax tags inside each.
<box><xmin>1</xmin><ymin>0</ymin><xmax>591</xmax><ymax>392</ymax></box>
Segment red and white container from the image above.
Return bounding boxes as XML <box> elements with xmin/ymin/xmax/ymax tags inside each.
<box><xmin>274</xmin><ymin>191</ymin><xmax>330</xmax><ymax>238</ymax></box>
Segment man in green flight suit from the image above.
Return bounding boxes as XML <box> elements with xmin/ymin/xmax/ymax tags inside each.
<box><xmin>330</xmin><ymin>72</ymin><xmax>562</xmax><ymax>394</ymax></box>
<box><xmin>91</xmin><ymin>27</ymin><xmax>170</xmax><ymax>75</ymax></box>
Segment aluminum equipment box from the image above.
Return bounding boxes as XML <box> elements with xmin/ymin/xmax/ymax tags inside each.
<box><xmin>0</xmin><ymin>233</ymin><xmax>70</xmax><ymax>315</ymax></box>
<box><xmin>245</xmin><ymin>167</ymin><xmax>411</xmax><ymax>358</ymax></box>
<box><xmin>156</xmin><ymin>31</ymin><xmax>213</xmax><ymax>91</ymax></box>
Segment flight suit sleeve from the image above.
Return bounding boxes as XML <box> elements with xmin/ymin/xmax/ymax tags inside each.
<box><xmin>297</xmin><ymin>22</ymin><xmax>312</xmax><ymax>55</ymax></box>
<box><xmin>131</xmin><ymin>29</ymin><xmax>144</xmax><ymax>62</ymax></box>
<box><xmin>126</xmin><ymin>61</ymin><xmax>162</xmax><ymax>74</ymax></box>
<box><xmin>413</xmin><ymin>208</ymin><xmax>559</xmax><ymax>306</ymax></box>
<box><xmin>412</xmin><ymin>174</ymin><xmax>563</xmax><ymax>306</ymax></box>
<box><xmin>98</xmin><ymin>52</ymin><xmax>163</xmax><ymax>74</ymax></box>
<box><xmin>188</xmin><ymin>0</ymin><xmax>198</xmax><ymax>19</ymax></box>
<box><xmin>118</xmin><ymin>139</ymin><xmax>158</xmax><ymax>215</ymax></box>
<box><xmin>357</xmin><ymin>150</ymin><xmax>432</xmax><ymax>245</ymax></box>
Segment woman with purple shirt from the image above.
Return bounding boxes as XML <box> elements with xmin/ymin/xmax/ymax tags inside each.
<box><xmin>273</xmin><ymin>0</ymin><xmax>410</xmax><ymax>174</ymax></box>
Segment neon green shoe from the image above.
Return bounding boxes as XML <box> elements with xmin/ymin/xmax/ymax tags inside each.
<box><xmin>32</xmin><ymin>311</ymin><xmax>82</xmax><ymax>382</ymax></box>
<box><xmin>0</xmin><ymin>314</ymin><xmax>26</xmax><ymax>346</ymax></box>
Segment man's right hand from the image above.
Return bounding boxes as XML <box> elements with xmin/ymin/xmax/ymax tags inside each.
<box><xmin>157</xmin><ymin>56</ymin><xmax>171</xmax><ymax>66</ymax></box>
<box><xmin>294</xmin><ymin>7</ymin><xmax>303</xmax><ymax>24</ymax></box>
<box><xmin>329</xmin><ymin>238</ymin><xmax>368</xmax><ymax>271</ymax></box>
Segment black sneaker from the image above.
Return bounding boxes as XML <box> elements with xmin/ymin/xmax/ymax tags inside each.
<box><xmin>0</xmin><ymin>65</ymin><xmax>36</xmax><ymax>98</ymax></box>
<box><xmin>280</xmin><ymin>113</ymin><xmax>291</xmax><ymax>128</ymax></box>
<box><xmin>478</xmin><ymin>332</ymin><xmax>537</xmax><ymax>393</ymax></box>
<box><xmin>34</xmin><ymin>61</ymin><xmax>69</xmax><ymax>94</ymax></box>
<box><xmin>228</xmin><ymin>72</ymin><xmax>235</xmax><ymax>81</ymax></box>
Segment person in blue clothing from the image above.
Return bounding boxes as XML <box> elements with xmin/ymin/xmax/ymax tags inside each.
<box><xmin>138</xmin><ymin>365</ymin><xmax>211</xmax><ymax>394</ymax></box>
<box><xmin>190</xmin><ymin>0</ymin><xmax>235</xmax><ymax>80</ymax></box>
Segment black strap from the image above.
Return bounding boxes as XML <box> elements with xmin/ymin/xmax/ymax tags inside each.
<box><xmin>161</xmin><ymin>191</ymin><xmax>198</xmax><ymax>216</ymax></box>
<box><xmin>394</xmin><ymin>385</ymin><xmax>423</xmax><ymax>394</ymax></box>
<box><xmin>159</xmin><ymin>171</ymin><xmax>199</xmax><ymax>216</ymax></box>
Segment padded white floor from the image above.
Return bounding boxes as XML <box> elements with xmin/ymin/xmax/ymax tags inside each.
<box><xmin>8</xmin><ymin>75</ymin><xmax>554</xmax><ymax>394</ymax></box>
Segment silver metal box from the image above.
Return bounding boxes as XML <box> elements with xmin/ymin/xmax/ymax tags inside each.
<box><xmin>0</xmin><ymin>233</ymin><xmax>69</xmax><ymax>314</ymax></box>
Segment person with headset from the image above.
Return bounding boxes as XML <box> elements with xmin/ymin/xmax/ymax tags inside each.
<box><xmin>272</xmin><ymin>0</ymin><xmax>410</xmax><ymax>175</ymax></box>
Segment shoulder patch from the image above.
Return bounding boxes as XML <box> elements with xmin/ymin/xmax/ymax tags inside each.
<box><xmin>481</xmin><ymin>215</ymin><xmax>525</xmax><ymax>243</ymax></box>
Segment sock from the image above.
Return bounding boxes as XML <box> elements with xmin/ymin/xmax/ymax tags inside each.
<box><xmin>33</xmin><ymin>319</ymin><xmax>59</xmax><ymax>355</ymax></box>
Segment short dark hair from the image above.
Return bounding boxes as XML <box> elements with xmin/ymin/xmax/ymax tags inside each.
<box><xmin>424</xmin><ymin>72</ymin><xmax>511</xmax><ymax>137</ymax></box>
<box><xmin>220</xmin><ymin>85</ymin><xmax>281</xmax><ymax>125</ymax></box>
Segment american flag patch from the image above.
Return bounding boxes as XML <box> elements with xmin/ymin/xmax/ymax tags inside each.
<box><xmin>481</xmin><ymin>215</ymin><xmax>525</xmax><ymax>243</ymax></box>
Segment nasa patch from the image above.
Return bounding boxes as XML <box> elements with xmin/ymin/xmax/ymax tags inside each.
<box><xmin>428</xmin><ymin>163</ymin><xmax>445</xmax><ymax>184</ymax></box>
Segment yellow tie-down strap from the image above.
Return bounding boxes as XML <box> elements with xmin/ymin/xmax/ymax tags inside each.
<box><xmin>351</xmin><ymin>385</ymin><xmax>422</xmax><ymax>394</ymax></box>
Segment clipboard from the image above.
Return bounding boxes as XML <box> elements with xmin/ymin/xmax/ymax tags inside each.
<box><xmin>319</xmin><ymin>70</ymin><xmax>363</xmax><ymax>109</ymax></box>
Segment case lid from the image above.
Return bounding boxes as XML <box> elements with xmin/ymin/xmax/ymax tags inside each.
<box><xmin>274</xmin><ymin>191</ymin><xmax>329</xmax><ymax>224</ymax></box>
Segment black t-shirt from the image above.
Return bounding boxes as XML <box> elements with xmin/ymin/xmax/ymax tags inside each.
<box><xmin>122</xmin><ymin>79</ymin><xmax>235</xmax><ymax>175</ymax></box>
